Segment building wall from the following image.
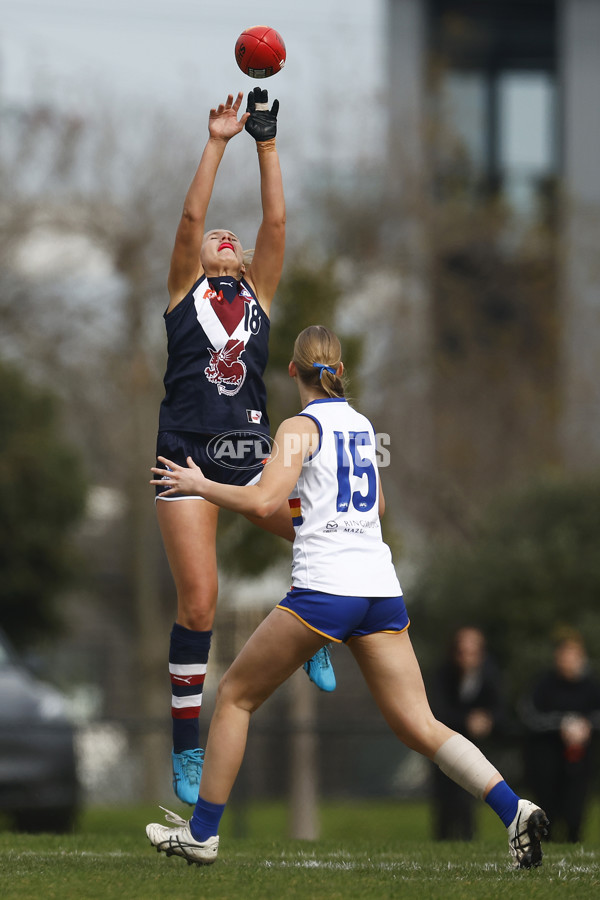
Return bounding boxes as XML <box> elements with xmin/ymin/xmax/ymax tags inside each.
<box><xmin>384</xmin><ymin>0</ymin><xmax>600</xmax><ymax>537</ymax></box>
<box><xmin>559</xmin><ymin>0</ymin><xmax>600</xmax><ymax>470</ymax></box>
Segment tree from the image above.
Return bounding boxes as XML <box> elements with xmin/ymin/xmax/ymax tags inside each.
<box><xmin>311</xmin><ymin>118</ymin><xmax>560</xmax><ymax>541</ymax></box>
<box><xmin>0</xmin><ymin>361</ymin><xmax>87</xmax><ymax>649</ymax></box>
<box><xmin>410</xmin><ymin>473</ymin><xmax>600</xmax><ymax>699</ymax></box>
<box><xmin>1</xmin><ymin>97</ymin><xmax>369</xmax><ymax>801</ymax></box>
<box><xmin>0</xmin><ymin>100</ymin><xmax>201</xmax><ymax>797</ymax></box>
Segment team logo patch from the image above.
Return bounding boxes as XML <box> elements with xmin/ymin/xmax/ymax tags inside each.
<box><xmin>205</xmin><ymin>338</ymin><xmax>247</xmax><ymax>396</ymax></box>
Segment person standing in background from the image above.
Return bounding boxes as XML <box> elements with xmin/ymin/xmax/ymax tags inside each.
<box><xmin>429</xmin><ymin>626</ymin><xmax>505</xmax><ymax>840</ymax></box>
<box><xmin>519</xmin><ymin>630</ymin><xmax>600</xmax><ymax>842</ymax></box>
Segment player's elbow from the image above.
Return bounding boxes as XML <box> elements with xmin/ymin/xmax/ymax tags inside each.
<box><xmin>252</xmin><ymin>497</ymin><xmax>280</xmax><ymax>520</ymax></box>
<box><xmin>263</xmin><ymin>213</ymin><xmax>286</xmax><ymax>236</ymax></box>
<box><xmin>181</xmin><ymin>204</ymin><xmax>203</xmax><ymax>226</ymax></box>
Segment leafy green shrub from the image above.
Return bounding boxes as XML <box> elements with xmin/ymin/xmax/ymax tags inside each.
<box><xmin>410</xmin><ymin>473</ymin><xmax>600</xmax><ymax>697</ymax></box>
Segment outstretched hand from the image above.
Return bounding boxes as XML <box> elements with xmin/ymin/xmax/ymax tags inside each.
<box><xmin>245</xmin><ymin>86</ymin><xmax>279</xmax><ymax>142</ymax></box>
<box><xmin>150</xmin><ymin>456</ymin><xmax>206</xmax><ymax>497</ymax></box>
<box><xmin>208</xmin><ymin>92</ymin><xmax>250</xmax><ymax>142</ymax></box>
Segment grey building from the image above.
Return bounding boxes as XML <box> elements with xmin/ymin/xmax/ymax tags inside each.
<box><xmin>384</xmin><ymin>0</ymin><xmax>600</xmax><ymax>530</ymax></box>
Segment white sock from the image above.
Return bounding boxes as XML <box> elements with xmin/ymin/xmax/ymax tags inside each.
<box><xmin>434</xmin><ymin>734</ymin><xmax>499</xmax><ymax>799</ymax></box>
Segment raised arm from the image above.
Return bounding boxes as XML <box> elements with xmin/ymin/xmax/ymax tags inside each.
<box><xmin>243</xmin><ymin>88</ymin><xmax>286</xmax><ymax>316</ymax></box>
<box><xmin>167</xmin><ymin>92</ymin><xmax>249</xmax><ymax>312</ymax></box>
<box><xmin>150</xmin><ymin>416</ymin><xmax>319</xmax><ymax>515</ymax></box>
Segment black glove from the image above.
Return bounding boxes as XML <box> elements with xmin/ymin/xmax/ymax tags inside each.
<box><xmin>245</xmin><ymin>87</ymin><xmax>279</xmax><ymax>142</ymax></box>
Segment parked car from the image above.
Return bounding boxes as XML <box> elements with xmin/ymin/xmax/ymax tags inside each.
<box><xmin>0</xmin><ymin>628</ymin><xmax>79</xmax><ymax>832</ymax></box>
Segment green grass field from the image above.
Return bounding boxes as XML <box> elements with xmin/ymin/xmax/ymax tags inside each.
<box><xmin>1</xmin><ymin>801</ymin><xmax>599</xmax><ymax>900</ymax></box>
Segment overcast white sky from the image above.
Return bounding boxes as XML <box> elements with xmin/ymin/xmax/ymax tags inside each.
<box><xmin>0</xmin><ymin>0</ymin><xmax>387</xmax><ymax>165</ymax></box>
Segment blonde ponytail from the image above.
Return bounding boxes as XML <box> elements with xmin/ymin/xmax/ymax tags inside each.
<box><xmin>293</xmin><ymin>325</ymin><xmax>345</xmax><ymax>399</ymax></box>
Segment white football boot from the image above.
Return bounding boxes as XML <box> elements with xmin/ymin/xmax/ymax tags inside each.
<box><xmin>507</xmin><ymin>799</ymin><xmax>549</xmax><ymax>869</ymax></box>
<box><xmin>146</xmin><ymin>807</ymin><xmax>219</xmax><ymax>866</ymax></box>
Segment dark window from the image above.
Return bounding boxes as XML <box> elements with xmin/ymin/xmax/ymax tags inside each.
<box><xmin>428</xmin><ymin>0</ymin><xmax>557</xmax><ymax>213</ymax></box>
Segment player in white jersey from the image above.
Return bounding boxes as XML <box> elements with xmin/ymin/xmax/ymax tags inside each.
<box><xmin>148</xmin><ymin>325</ymin><xmax>549</xmax><ymax>870</ymax></box>
<box><xmin>286</xmin><ymin>398</ymin><xmax>401</xmax><ymax>598</ymax></box>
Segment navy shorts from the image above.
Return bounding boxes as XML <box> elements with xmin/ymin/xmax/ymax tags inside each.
<box><xmin>277</xmin><ymin>587</ymin><xmax>410</xmax><ymax>643</ymax></box>
<box><xmin>155</xmin><ymin>430</ymin><xmax>266</xmax><ymax>500</ymax></box>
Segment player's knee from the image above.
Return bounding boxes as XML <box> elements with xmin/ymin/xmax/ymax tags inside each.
<box><xmin>216</xmin><ymin>672</ymin><xmax>248</xmax><ymax>711</ymax></box>
<box><xmin>176</xmin><ymin>587</ymin><xmax>218</xmax><ymax>630</ymax></box>
<box><xmin>396</xmin><ymin>712</ymin><xmax>445</xmax><ymax>756</ymax></box>
<box><xmin>216</xmin><ymin>670</ymin><xmax>261</xmax><ymax>715</ymax></box>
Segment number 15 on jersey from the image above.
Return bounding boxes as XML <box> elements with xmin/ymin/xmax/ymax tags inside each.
<box><xmin>334</xmin><ymin>430</ymin><xmax>377</xmax><ymax>513</ymax></box>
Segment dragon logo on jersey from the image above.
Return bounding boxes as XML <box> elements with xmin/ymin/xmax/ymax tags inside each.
<box><xmin>205</xmin><ymin>338</ymin><xmax>247</xmax><ymax>396</ymax></box>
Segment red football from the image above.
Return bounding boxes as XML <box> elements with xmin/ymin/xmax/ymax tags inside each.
<box><xmin>235</xmin><ymin>26</ymin><xmax>286</xmax><ymax>79</ymax></box>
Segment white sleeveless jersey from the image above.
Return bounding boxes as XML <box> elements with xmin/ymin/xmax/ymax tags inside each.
<box><xmin>288</xmin><ymin>398</ymin><xmax>402</xmax><ymax>597</ymax></box>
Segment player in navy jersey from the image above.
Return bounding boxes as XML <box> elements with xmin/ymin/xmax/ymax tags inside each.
<box><xmin>156</xmin><ymin>90</ymin><xmax>334</xmax><ymax>807</ymax></box>
<box><xmin>148</xmin><ymin>325</ymin><xmax>549</xmax><ymax>870</ymax></box>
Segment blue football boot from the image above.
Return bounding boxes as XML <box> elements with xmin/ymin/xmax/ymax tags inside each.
<box><xmin>303</xmin><ymin>645</ymin><xmax>336</xmax><ymax>692</ymax></box>
<box><xmin>171</xmin><ymin>748</ymin><xmax>204</xmax><ymax>805</ymax></box>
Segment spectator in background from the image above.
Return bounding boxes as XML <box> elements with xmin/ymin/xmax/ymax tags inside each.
<box><xmin>519</xmin><ymin>629</ymin><xmax>600</xmax><ymax>842</ymax></box>
<box><xmin>430</xmin><ymin>626</ymin><xmax>505</xmax><ymax>840</ymax></box>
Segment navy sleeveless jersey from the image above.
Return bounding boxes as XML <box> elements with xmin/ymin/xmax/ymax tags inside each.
<box><xmin>158</xmin><ymin>275</ymin><xmax>270</xmax><ymax>435</ymax></box>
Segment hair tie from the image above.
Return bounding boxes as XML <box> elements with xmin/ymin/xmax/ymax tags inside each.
<box><xmin>312</xmin><ymin>362</ymin><xmax>337</xmax><ymax>380</ymax></box>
